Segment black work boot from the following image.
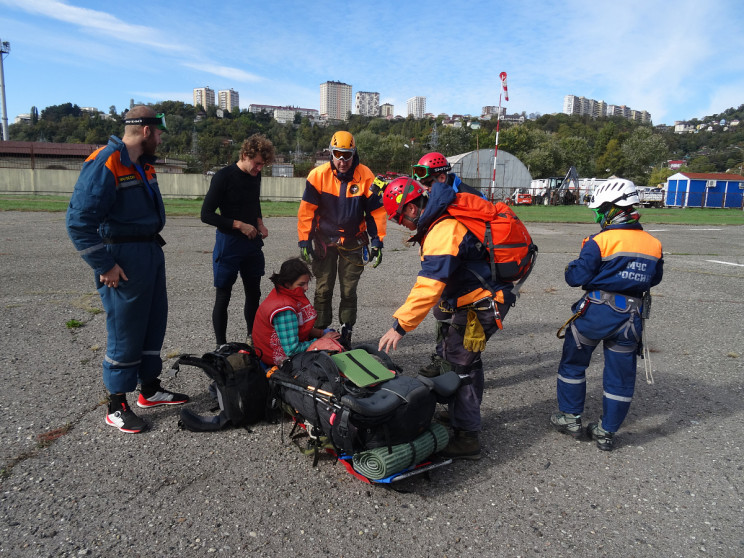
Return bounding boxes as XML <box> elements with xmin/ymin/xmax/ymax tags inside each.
<box><xmin>339</xmin><ymin>324</ymin><xmax>353</xmax><ymax>350</ymax></box>
<box><xmin>440</xmin><ymin>430</ymin><xmax>481</xmax><ymax>460</ymax></box>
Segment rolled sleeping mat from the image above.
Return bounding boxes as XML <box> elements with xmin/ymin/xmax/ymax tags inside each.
<box><xmin>351</xmin><ymin>423</ymin><xmax>450</xmax><ymax>480</ymax></box>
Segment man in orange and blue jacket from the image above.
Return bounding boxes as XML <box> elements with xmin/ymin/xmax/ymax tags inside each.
<box><xmin>297</xmin><ymin>131</ymin><xmax>387</xmax><ymax>347</ymax></box>
<box><xmin>378</xmin><ymin>178</ymin><xmax>516</xmax><ymax>460</ymax></box>
<box><xmin>550</xmin><ymin>179</ymin><xmax>663</xmax><ymax>451</ymax></box>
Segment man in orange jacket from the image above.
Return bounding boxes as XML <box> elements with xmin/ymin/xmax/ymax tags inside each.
<box><xmin>378</xmin><ymin>178</ymin><xmax>516</xmax><ymax>460</ymax></box>
<box><xmin>297</xmin><ymin>131</ymin><xmax>387</xmax><ymax>347</ymax></box>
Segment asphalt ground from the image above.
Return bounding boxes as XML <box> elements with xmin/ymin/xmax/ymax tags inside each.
<box><xmin>0</xmin><ymin>212</ymin><xmax>742</xmax><ymax>557</ymax></box>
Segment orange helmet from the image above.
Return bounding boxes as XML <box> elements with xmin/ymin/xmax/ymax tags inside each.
<box><xmin>382</xmin><ymin>177</ymin><xmax>426</xmax><ymax>223</ymax></box>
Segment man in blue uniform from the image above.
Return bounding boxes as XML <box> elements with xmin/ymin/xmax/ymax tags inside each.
<box><xmin>66</xmin><ymin>106</ymin><xmax>188</xmax><ymax>434</ymax></box>
<box><xmin>550</xmin><ymin>179</ymin><xmax>663</xmax><ymax>451</ymax></box>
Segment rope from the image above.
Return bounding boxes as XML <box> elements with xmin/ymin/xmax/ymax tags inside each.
<box><xmin>642</xmin><ymin>324</ymin><xmax>654</xmax><ymax>384</ymax></box>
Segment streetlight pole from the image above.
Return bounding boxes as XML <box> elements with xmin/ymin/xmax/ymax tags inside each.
<box><xmin>0</xmin><ymin>38</ymin><xmax>10</xmax><ymax>141</ymax></box>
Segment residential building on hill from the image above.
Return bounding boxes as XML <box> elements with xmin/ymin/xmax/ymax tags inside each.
<box><xmin>218</xmin><ymin>89</ymin><xmax>239</xmax><ymax>112</ymax></box>
<box><xmin>193</xmin><ymin>87</ymin><xmax>215</xmax><ymax>109</ymax></box>
<box><xmin>320</xmin><ymin>81</ymin><xmax>352</xmax><ymax>121</ymax></box>
<box><xmin>407</xmin><ymin>96</ymin><xmax>426</xmax><ymax>119</ymax></box>
<box><xmin>354</xmin><ymin>91</ymin><xmax>380</xmax><ymax>117</ymax></box>
<box><xmin>563</xmin><ymin>94</ymin><xmax>650</xmax><ymax>124</ymax></box>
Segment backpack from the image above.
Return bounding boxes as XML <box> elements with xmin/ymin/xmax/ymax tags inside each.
<box><xmin>442</xmin><ymin>192</ymin><xmax>538</xmax><ymax>291</ymax></box>
<box><xmin>269</xmin><ymin>345</ymin><xmax>448</xmax><ymax>458</ymax></box>
<box><xmin>174</xmin><ymin>342</ymin><xmax>270</xmax><ymax>431</ymax></box>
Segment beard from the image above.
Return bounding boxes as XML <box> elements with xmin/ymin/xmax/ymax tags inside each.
<box><xmin>141</xmin><ymin>134</ymin><xmax>158</xmax><ymax>158</ymax></box>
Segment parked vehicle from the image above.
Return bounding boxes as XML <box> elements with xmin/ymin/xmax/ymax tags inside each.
<box><xmin>506</xmin><ymin>189</ymin><xmax>533</xmax><ymax>205</ymax></box>
<box><xmin>528</xmin><ymin>166</ymin><xmax>580</xmax><ymax>205</ymax></box>
<box><xmin>638</xmin><ymin>187</ymin><xmax>664</xmax><ymax>208</ymax></box>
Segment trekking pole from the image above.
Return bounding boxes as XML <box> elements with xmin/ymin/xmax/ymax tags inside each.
<box><xmin>490</xmin><ymin>71</ymin><xmax>509</xmax><ymax>202</ymax></box>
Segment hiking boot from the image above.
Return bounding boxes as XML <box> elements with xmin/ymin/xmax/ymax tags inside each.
<box><xmin>106</xmin><ymin>399</ymin><xmax>147</xmax><ymax>434</ymax></box>
<box><xmin>137</xmin><ymin>380</ymin><xmax>189</xmax><ymax>408</ymax></box>
<box><xmin>419</xmin><ymin>353</ymin><xmax>452</xmax><ymax>378</ymax></box>
<box><xmin>440</xmin><ymin>430</ymin><xmax>481</xmax><ymax>460</ymax></box>
<box><xmin>587</xmin><ymin>421</ymin><xmax>615</xmax><ymax>451</ymax></box>
<box><xmin>433</xmin><ymin>408</ymin><xmax>450</xmax><ymax>425</ymax></box>
<box><xmin>339</xmin><ymin>324</ymin><xmax>353</xmax><ymax>349</ymax></box>
<box><xmin>550</xmin><ymin>411</ymin><xmax>583</xmax><ymax>439</ymax></box>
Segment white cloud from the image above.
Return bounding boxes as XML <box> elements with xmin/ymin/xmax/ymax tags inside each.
<box><xmin>0</xmin><ymin>0</ymin><xmax>185</xmax><ymax>52</ymax></box>
<box><xmin>181</xmin><ymin>63</ymin><xmax>264</xmax><ymax>84</ymax></box>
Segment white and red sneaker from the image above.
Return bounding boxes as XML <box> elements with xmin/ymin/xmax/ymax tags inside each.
<box><xmin>137</xmin><ymin>388</ymin><xmax>189</xmax><ymax>408</ymax></box>
<box><xmin>106</xmin><ymin>401</ymin><xmax>147</xmax><ymax>433</ymax></box>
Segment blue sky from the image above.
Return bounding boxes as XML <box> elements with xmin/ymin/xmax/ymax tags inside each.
<box><xmin>1</xmin><ymin>0</ymin><xmax>743</xmax><ymax>126</ymax></box>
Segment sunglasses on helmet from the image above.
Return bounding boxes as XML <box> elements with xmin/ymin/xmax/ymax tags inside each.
<box><xmin>332</xmin><ymin>149</ymin><xmax>354</xmax><ymax>161</ymax></box>
<box><xmin>123</xmin><ymin>113</ymin><xmax>167</xmax><ymax>131</ymax></box>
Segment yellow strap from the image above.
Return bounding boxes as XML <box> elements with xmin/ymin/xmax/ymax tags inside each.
<box><xmin>556</xmin><ymin>313</ymin><xmax>580</xmax><ymax>339</ymax></box>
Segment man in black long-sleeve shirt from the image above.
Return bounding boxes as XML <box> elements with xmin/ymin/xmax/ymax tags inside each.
<box><xmin>201</xmin><ymin>134</ymin><xmax>275</xmax><ymax>347</ymax></box>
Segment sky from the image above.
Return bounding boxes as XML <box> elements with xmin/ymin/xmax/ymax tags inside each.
<box><xmin>1</xmin><ymin>0</ymin><xmax>743</xmax><ymax>127</ymax></box>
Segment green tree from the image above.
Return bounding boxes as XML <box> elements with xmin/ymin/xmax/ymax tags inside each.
<box><xmin>621</xmin><ymin>127</ymin><xmax>669</xmax><ymax>185</ymax></box>
<box><xmin>595</xmin><ymin>138</ymin><xmax>625</xmax><ymax>177</ymax></box>
<box><xmin>686</xmin><ymin>155</ymin><xmax>716</xmax><ymax>172</ymax></box>
<box><xmin>647</xmin><ymin>166</ymin><xmax>676</xmax><ymax>188</ymax></box>
<box><xmin>558</xmin><ymin>136</ymin><xmax>592</xmax><ymax>176</ymax></box>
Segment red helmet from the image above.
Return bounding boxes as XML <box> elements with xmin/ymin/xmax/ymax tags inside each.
<box><xmin>382</xmin><ymin>176</ymin><xmax>426</xmax><ymax>223</ymax></box>
<box><xmin>413</xmin><ymin>152</ymin><xmax>451</xmax><ymax>181</ymax></box>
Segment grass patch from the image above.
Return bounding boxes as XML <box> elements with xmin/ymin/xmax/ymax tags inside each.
<box><xmin>2</xmin><ymin>194</ymin><xmax>742</xmax><ymax>224</ymax></box>
<box><xmin>65</xmin><ymin>319</ymin><xmax>84</xmax><ymax>329</ymax></box>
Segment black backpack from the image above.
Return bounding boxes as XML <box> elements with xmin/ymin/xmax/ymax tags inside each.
<box><xmin>174</xmin><ymin>343</ymin><xmax>269</xmax><ymax>431</ymax></box>
<box><xmin>269</xmin><ymin>345</ymin><xmax>439</xmax><ymax>456</ymax></box>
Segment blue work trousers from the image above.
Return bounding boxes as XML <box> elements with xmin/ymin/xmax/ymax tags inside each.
<box><xmin>99</xmin><ymin>242</ymin><xmax>167</xmax><ymax>394</ymax></box>
<box><xmin>556</xmin><ymin>303</ymin><xmax>641</xmax><ymax>432</ymax></box>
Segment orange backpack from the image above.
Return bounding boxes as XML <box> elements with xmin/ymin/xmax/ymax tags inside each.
<box><xmin>442</xmin><ymin>193</ymin><xmax>538</xmax><ymax>287</ymax></box>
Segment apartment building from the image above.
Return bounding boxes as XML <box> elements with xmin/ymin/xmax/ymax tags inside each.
<box><xmin>564</xmin><ymin>94</ymin><xmax>651</xmax><ymax>123</ymax></box>
<box><xmin>320</xmin><ymin>81</ymin><xmax>352</xmax><ymax>121</ymax></box>
<box><xmin>218</xmin><ymin>89</ymin><xmax>239</xmax><ymax>112</ymax></box>
<box><xmin>193</xmin><ymin>87</ymin><xmax>215</xmax><ymax>109</ymax></box>
<box><xmin>407</xmin><ymin>96</ymin><xmax>426</xmax><ymax>119</ymax></box>
<box><xmin>354</xmin><ymin>91</ymin><xmax>380</xmax><ymax>117</ymax></box>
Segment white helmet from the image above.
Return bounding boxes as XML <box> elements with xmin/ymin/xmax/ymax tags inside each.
<box><xmin>588</xmin><ymin>179</ymin><xmax>640</xmax><ymax>209</ymax></box>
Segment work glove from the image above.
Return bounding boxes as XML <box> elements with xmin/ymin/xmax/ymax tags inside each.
<box><xmin>370</xmin><ymin>247</ymin><xmax>382</xmax><ymax>268</ymax></box>
<box><xmin>463</xmin><ymin>309</ymin><xmax>487</xmax><ymax>353</ymax></box>
<box><xmin>301</xmin><ymin>246</ymin><xmax>314</xmax><ymax>264</ymax></box>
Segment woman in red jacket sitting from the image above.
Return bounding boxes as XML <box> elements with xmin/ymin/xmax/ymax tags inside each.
<box><xmin>252</xmin><ymin>258</ymin><xmax>340</xmax><ymax>367</ymax></box>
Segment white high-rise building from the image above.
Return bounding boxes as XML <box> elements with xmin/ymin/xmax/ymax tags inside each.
<box><xmin>320</xmin><ymin>81</ymin><xmax>352</xmax><ymax>121</ymax></box>
<box><xmin>193</xmin><ymin>87</ymin><xmax>215</xmax><ymax>109</ymax></box>
<box><xmin>354</xmin><ymin>91</ymin><xmax>380</xmax><ymax>117</ymax></box>
<box><xmin>218</xmin><ymin>89</ymin><xmax>239</xmax><ymax>112</ymax></box>
<box><xmin>564</xmin><ymin>94</ymin><xmax>651</xmax><ymax>123</ymax></box>
<box><xmin>407</xmin><ymin>96</ymin><xmax>426</xmax><ymax>119</ymax></box>
<box><xmin>380</xmin><ymin>103</ymin><xmax>394</xmax><ymax>117</ymax></box>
